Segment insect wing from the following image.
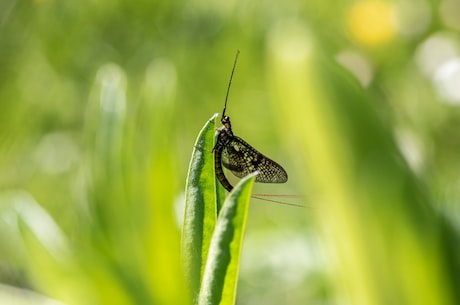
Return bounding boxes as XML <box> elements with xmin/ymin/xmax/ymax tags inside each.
<box><xmin>221</xmin><ymin>136</ymin><xmax>288</xmax><ymax>183</ymax></box>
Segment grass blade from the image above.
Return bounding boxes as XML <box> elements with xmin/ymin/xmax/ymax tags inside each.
<box><xmin>198</xmin><ymin>173</ymin><xmax>256</xmax><ymax>305</ymax></box>
<box><xmin>182</xmin><ymin>113</ymin><xmax>219</xmax><ymax>302</ymax></box>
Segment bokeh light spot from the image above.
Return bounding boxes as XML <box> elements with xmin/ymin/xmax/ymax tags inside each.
<box><xmin>440</xmin><ymin>0</ymin><xmax>460</xmax><ymax>31</ymax></box>
<box><xmin>394</xmin><ymin>0</ymin><xmax>431</xmax><ymax>37</ymax></box>
<box><xmin>346</xmin><ymin>0</ymin><xmax>397</xmax><ymax>46</ymax></box>
<box><xmin>415</xmin><ymin>33</ymin><xmax>459</xmax><ymax>78</ymax></box>
<box><xmin>434</xmin><ymin>58</ymin><xmax>460</xmax><ymax>104</ymax></box>
<box><xmin>336</xmin><ymin>49</ymin><xmax>374</xmax><ymax>87</ymax></box>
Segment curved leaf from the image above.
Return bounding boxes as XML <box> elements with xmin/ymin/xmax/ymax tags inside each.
<box><xmin>182</xmin><ymin>113</ymin><xmax>219</xmax><ymax>301</ymax></box>
<box><xmin>198</xmin><ymin>173</ymin><xmax>256</xmax><ymax>305</ymax></box>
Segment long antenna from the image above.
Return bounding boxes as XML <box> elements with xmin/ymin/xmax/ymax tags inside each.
<box><xmin>222</xmin><ymin>50</ymin><xmax>240</xmax><ymax>120</ymax></box>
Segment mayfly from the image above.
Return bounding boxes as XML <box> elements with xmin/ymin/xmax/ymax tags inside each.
<box><xmin>213</xmin><ymin>51</ymin><xmax>297</xmax><ymax>207</ymax></box>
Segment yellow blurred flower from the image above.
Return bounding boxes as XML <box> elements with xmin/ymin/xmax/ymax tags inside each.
<box><xmin>346</xmin><ymin>0</ymin><xmax>397</xmax><ymax>46</ymax></box>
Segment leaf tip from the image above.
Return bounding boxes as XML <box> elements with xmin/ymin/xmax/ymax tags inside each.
<box><xmin>210</xmin><ymin>113</ymin><xmax>219</xmax><ymax>121</ymax></box>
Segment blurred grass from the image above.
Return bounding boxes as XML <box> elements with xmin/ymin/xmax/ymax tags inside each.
<box><xmin>268</xmin><ymin>20</ymin><xmax>460</xmax><ymax>305</ymax></box>
<box><xmin>1</xmin><ymin>0</ymin><xmax>460</xmax><ymax>304</ymax></box>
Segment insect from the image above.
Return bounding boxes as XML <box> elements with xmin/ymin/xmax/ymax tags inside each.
<box><xmin>213</xmin><ymin>50</ymin><xmax>288</xmax><ymax>193</ymax></box>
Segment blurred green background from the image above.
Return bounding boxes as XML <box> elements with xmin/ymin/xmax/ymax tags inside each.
<box><xmin>1</xmin><ymin>0</ymin><xmax>460</xmax><ymax>304</ymax></box>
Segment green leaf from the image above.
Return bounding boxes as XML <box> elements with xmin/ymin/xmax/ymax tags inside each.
<box><xmin>182</xmin><ymin>113</ymin><xmax>219</xmax><ymax>302</ymax></box>
<box><xmin>198</xmin><ymin>173</ymin><xmax>256</xmax><ymax>305</ymax></box>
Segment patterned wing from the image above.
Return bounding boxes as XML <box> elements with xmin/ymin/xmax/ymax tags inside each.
<box><xmin>221</xmin><ymin>136</ymin><xmax>288</xmax><ymax>183</ymax></box>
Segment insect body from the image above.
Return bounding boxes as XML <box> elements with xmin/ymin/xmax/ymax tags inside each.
<box><xmin>213</xmin><ymin>51</ymin><xmax>288</xmax><ymax>192</ymax></box>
